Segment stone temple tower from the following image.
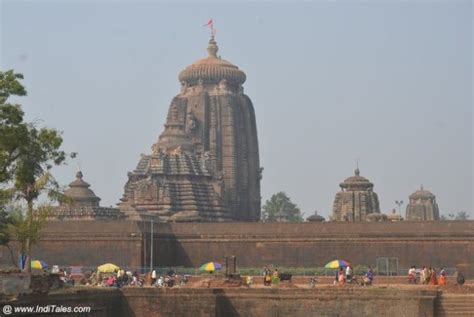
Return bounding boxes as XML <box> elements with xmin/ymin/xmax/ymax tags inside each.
<box><xmin>331</xmin><ymin>168</ymin><xmax>381</xmax><ymax>222</ymax></box>
<box><xmin>119</xmin><ymin>37</ymin><xmax>261</xmax><ymax>222</ymax></box>
<box><xmin>405</xmin><ymin>185</ymin><xmax>440</xmax><ymax>221</ymax></box>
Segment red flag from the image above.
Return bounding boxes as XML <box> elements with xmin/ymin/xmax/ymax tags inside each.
<box><xmin>203</xmin><ymin>19</ymin><xmax>213</xmax><ymax>27</ymax></box>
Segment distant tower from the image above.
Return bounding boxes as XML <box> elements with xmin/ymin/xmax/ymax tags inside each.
<box><xmin>405</xmin><ymin>185</ymin><xmax>440</xmax><ymax>221</ymax></box>
<box><xmin>119</xmin><ymin>37</ymin><xmax>261</xmax><ymax>222</ymax></box>
<box><xmin>331</xmin><ymin>168</ymin><xmax>381</xmax><ymax>222</ymax></box>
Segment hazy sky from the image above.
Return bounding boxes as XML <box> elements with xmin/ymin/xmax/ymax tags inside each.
<box><xmin>1</xmin><ymin>1</ymin><xmax>472</xmax><ymax>219</ymax></box>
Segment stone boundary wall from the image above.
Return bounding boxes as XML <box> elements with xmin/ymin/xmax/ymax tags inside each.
<box><xmin>153</xmin><ymin>221</ymin><xmax>474</xmax><ymax>276</ymax></box>
<box><xmin>1</xmin><ymin>287</ymin><xmax>440</xmax><ymax>317</ymax></box>
<box><xmin>1</xmin><ymin>221</ymin><xmax>472</xmax><ymax>277</ymax></box>
<box><xmin>151</xmin><ymin>221</ymin><xmax>474</xmax><ymax>238</ymax></box>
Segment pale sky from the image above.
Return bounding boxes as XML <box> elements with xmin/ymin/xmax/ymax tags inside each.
<box><xmin>1</xmin><ymin>0</ymin><xmax>472</xmax><ymax>219</ymax></box>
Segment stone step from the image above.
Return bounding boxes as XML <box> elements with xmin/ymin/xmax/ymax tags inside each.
<box><xmin>437</xmin><ymin>311</ymin><xmax>474</xmax><ymax>314</ymax></box>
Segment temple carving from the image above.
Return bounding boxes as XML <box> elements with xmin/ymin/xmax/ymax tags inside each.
<box><xmin>331</xmin><ymin>168</ymin><xmax>381</xmax><ymax>222</ymax></box>
<box><xmin>405</xmin><ymin>185</ymin><xmax>440</xmax><ymax>221</ymax></box>
<box><xmin>119</xmin><ymin>37</ymin><xmax>261</xmax><ymax>222</ymax></box>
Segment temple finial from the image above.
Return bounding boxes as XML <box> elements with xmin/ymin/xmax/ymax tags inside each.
<box><xmin>355</xmin><ymin>158</ymin><xmax>360</xmax><ymax>176</ymax></box>
<box><xmin>207</xmin><ymin>38</ymin><xmax>218</xmax><ymax>57</ymax></box>
<box><xmin>421</xmin><ymin>184</ymin><xmax>424</xmax><ymax>190</ymax></box>
<box><xmin>76</xmin><ymin>171</ymin><xmax>83</xmax><ymax>179</ymax></box>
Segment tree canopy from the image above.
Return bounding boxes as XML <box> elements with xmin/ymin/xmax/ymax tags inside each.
<box><xmin>440</xmin><ymin>211</ymin><xmax>470</xmax><ymax>221</ymax></box>
<box><xmin>0</xmin><ymin>69</ymin><xmax>74</xmax><ymax>271</ymax></box>
<box><xmin>261</xmin><ymin>191</ymin><xmax>303</xmax><ymax>222</ymax></box>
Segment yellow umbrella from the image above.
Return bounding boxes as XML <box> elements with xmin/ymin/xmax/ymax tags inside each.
<box><xmin>97</xmin><ymin>263</ymin><xmax>120</xmax><ymax>273</ymax></box>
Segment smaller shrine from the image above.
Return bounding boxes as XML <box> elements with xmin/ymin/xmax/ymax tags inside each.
<box><xmin>48</xmin><ymin>171</ymin><xmax>125</xmax><ymax>221</ymax></box>
<box><xmin>306</xmin><ymin>211</ymin><xmax>325</xmax><ymax>222</ymax></box>
<box><xmin>405</xmin><ymin>185</ymin><xmax>440</xmax><ymax>221</ymax></box>
<box><xmin>331</xmin><ymin>168</ymin><xmax>381</xmax><ymax>222</ymax></box>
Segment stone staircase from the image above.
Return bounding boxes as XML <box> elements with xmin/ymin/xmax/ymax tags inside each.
<box><xmin>435</xmin><ymin>293</ymin><xmax>474</xmax><ymax>316</ymax></box>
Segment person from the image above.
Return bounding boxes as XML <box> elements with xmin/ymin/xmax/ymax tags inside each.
<box><xmin>273</xmin><ymin>269</ymin><xmax>280</xmax><ymax>278</ymax></box>
<box><xmin>345</xmin><ymin>265</ymin><xmax>353</xmax><ymax>283</ymax></box>
<box><xmin>157</xmin><ymin>275</ymin><xmax>164</xmax><ymax>288</ymax></box>
<box><xmin>408</xmin><ymin>266</ymin><xmax>417</xmax><ymax>284</ymax></box>
<box><xmin>426</xmin><ymin>267</ymin><xmax>433</xmax><ymax>284</ymax></box>
<box><xmin>420</xmin><ymin>267</ymin><xmax>426</xmax><ymax>284</ymax></box>
<box><xmin>179</xmin><ymin>275</ymin><xmax>189</xmax><ymax>287</ymax></box>
<box><xmin>338</xmin><ymin>268</ymin><xmax>346</xmax><ymax>285</ymax></box>
<box><xmin>263</xmin><ymin>267</ymin><xmax>270</xmax><ymax>276</ymax></box>
<box><xmin>151</xmin><ymin>269</ymin><xmax>157</xmax><ymax>285</ymax></box>
<box><xmin>264</xmin><ymin>273</ymin><xmax>272</xmax><ymax>286</ymax></box>
<box><xmin>309</xmin><ymin>274</ymin><xmax>318</xmax><ymax>288</ymax></box>
<box><xmin>362</xmin><ymin>266</ymin><xmax>374</xmax><ymax>286</ymax></box>
<box><xmin>456</xmin><ymin>272</ymin><xmax>465</xmax><ymax>285</ymax></box>
<box><xmin>438</xmin><ymin>268</ymin><xmax>446</xmax><ymax>286</ymax></box>
<box><xmin>106</xmin><ymin>275</ymin><xmax>115</xmax><ymax>287</ymax></box>
<box><xmin>429</xmin><ymin>268</ymin><xmax>438</xmax><ymax>285</ymax></box>
<box><xmin>246</xmin><ymin>275</ymin><xmax>253</xmax><ymax>287</ymax></box>
<box><xmin>334</xmin><ymin>270</ymin><xmax>339</xmax><ymax>285</ymax></box>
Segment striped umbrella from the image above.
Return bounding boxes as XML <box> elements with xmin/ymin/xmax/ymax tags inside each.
<box><xmin>31</xmin><ymin>260</ymin><xmax>48</xmax><ymax>270</ymax></box>
<box><xmin>199</xmin><ymin>262</ymin><xmax>222</xmax><ymax>272</ymax></box>
<box><xmin>324</xmin><ymin>260</ymin><xmax>351</xmax><ymax>269</ymax></box>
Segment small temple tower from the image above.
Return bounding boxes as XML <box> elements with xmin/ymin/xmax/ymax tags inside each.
<box><xmin>331</xmin><ymin>168</ymin><xmax>381</xmax><ymax>222</ymax></box>
<box><xmin>405</xmin><ymin>185</ymin><xmax>440</xmax><ymax>221</ymax></box>
<box><xmin>49</xmin><ymin>171</ymin><xmax>125</xmax><ymax>220</ymax></box>
<box><xmin>119</xmin><ymin>37</ymin><xmax>261</xmax><ymax>222</ymax></box>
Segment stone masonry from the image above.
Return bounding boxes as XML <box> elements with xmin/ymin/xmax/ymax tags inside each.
<box><xmin>406</xmin><ymin>185</ymin><xmax>440</xmax><ymax>221</ymax></box>
<box><xmin>119</xmin><ymin>37</ymin><xmax>261</xmax><ymax>222</ymax></box>
<box><xmin>331</xmin><ymin>168</ymin><xmax>381</xmax><ymax>221</ymax></box>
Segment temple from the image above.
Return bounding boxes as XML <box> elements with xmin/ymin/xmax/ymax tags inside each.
<box><xmin>119</xmin><ymin>37</ymin><xmax>261</xmax><ymax>222</ymax></box>
<box><xmin>331</xmin><ymin>168</ymin><xmax>381</xmax><ymax>221</ymax></box>
<box><xmin>405</xmin><ymin>185</ymin><xmax>440</xmax><ymax>221</ymax></box>
<box><xmin>48</xmin><ymin>171</ymin><xmax>125</xmax><ymax>220</ymax></box>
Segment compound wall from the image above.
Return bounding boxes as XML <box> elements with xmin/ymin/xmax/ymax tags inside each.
<box><xmin>1</xmin><ymin>221</ymin><xmax>472</xmax><ymax>276</ymax></box>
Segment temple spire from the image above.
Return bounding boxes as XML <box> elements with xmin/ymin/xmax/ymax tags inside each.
<box><xmin>207</xmin><ymin>38</ymin><xmax>218</xmax><ymax>57</ymax></box>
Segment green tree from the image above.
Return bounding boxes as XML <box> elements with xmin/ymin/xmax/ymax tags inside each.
<box><xmin>440</xmin><ymin>211</ymin><xmax>470</xmax><ymax>221</ymax></box>
<box><xmin>0</xmin><ymin>70</ymin><xmax>74</xmax><ymax>272</ymax></box>
<box><xmin>261</xmin><ymin>191</ymin><xmax>303</xmax><ymax>222</ymax></box>
<box><xmin>0</xmin><ymin>70</ymin><xmax>27</xmax><ymax>249</ymax></box>
<box><xmin>454</xmin><ymin>211</ymin><xmax>470</xmax><ymax>220</ymax></box>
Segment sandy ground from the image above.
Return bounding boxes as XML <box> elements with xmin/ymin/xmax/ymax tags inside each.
<box><xmin>183</xmin><ymin>278</ymin><xmax>474</xmax><ymax>294</ymax></box>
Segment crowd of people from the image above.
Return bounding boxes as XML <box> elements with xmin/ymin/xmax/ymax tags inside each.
<box><xmin>334</xmin><ymin>266</ymin><xmax>374</xmax><ymax>286</ymax></box>
<box><xmin>408</xmin><ymin>266</ymin><xmax>450</xmax><ymax>285</ymax></box>
<box><xmin>52</xmin><ymin>265</ymin><xmax>465</xmax><ymax>289</ymax></box>
<box><xmin>90</xmin><ymin>269</ymin><xmax>144</xmax><ymax>287</ymax></box>
<box><xmin>150</xmin><ymin>269</ymin><xmax>189</xmax><ymax>288</ymax></box>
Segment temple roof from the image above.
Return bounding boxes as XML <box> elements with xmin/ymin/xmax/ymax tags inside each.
<box><xmin>133</xmin><ymin>153</ymin><xmax>212</xmax><ymax>177</ymax></box>
<box><xmin>307</xmin><ymin>211</ymin><xmax>325</xmax><ymax>222</ymax></box>
<box><xmin>178</xmin><ymin>38</ymin><xmax>246</xmax><ymax>86</ymax></box>
<box><xmin>339</xmin><ymin>168</ymin><xmax>374</xmax><ymax>190</ymax></box>
<box><xmin>62</xmin><ymin>171</ymin><xmax>101</xmax><ymax>206</ymax></box>
<box><xmin>409</xmin><ymin>185</ymin><xmax>435</xmax><ymax>199</ymax></box>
